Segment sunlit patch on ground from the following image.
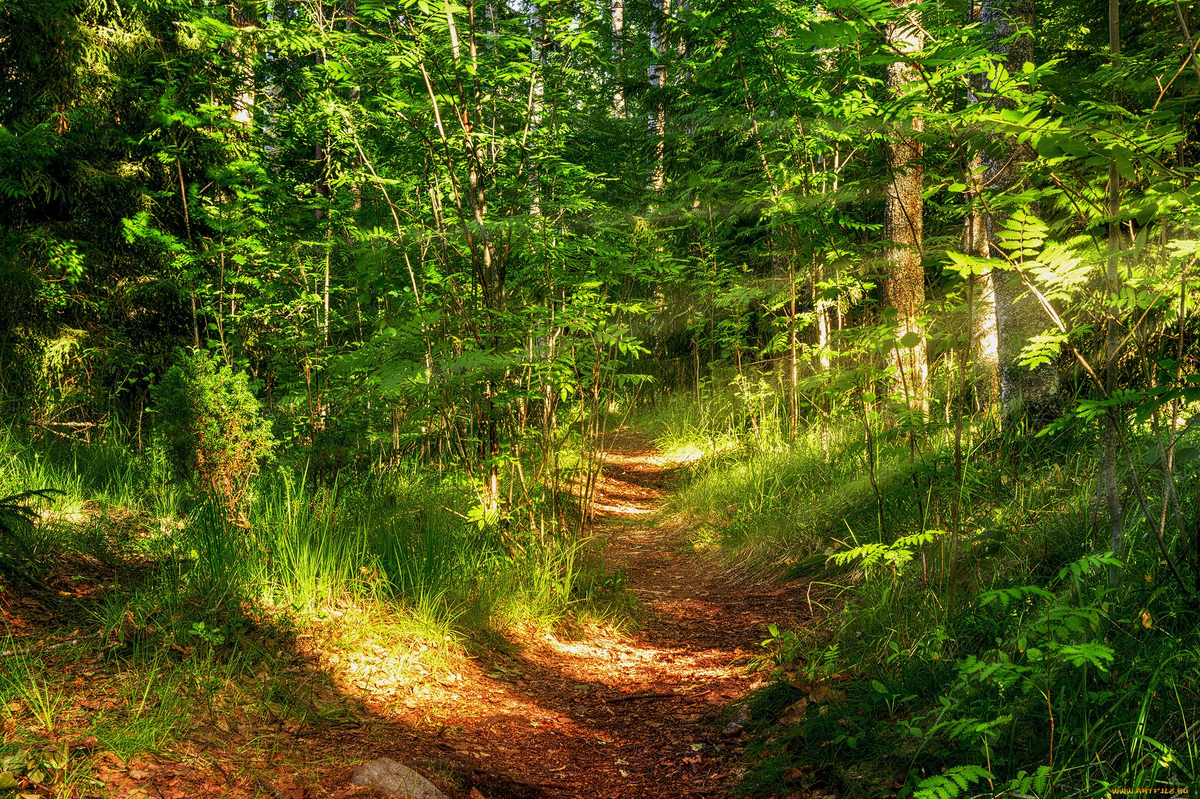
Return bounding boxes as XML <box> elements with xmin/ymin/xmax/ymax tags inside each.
<box><xmin>0</xmin><ymin>428</ymin><xmax>815</xmax><ymax>799</ymax></box>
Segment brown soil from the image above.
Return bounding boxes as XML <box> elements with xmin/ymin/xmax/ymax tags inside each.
<box><xmin>310</xmin><ymin>428</ymin><xmax>814</xmax><ymax>798</ymax></box>
<box><xmin>0</xmin><ymin>429</ymin><xmax>816</xmax><ymax>799</ymax></box>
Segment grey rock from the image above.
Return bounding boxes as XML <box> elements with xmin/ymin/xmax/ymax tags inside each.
<box><xmin>720</xmin><ymin>703</ymin><xmax>752</xmax><ymax>737</ymax></box>
<box><xmin>351</xmin><ymin>759</ymin><xmax>448</xmax><ymax>799</ymax></box>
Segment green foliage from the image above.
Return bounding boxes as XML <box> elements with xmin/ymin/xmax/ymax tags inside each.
<box><xmin>0</xmin><ymin>427</ymin><xmax>628</xmax><ymax>646</ymax></box>
<box><xmin>152</xmin><ymin>351</ymin><xmax>274</xmax><ymax>507</ymax></box>
<box><xmin>5</xmin><ymin>0</ymin><xmax>1200</xmax><ymax>794</ymax></box>
<box><xmin>0</xmin><ymin>743</ymin><xmax>71</xmax><ymax>791</ymax></box>
<box><xmin>748</xmin><ymin>624</ymin><xmax>805</xmax><ymax>679</ymax></box>
<box><xmin>665</xmin><ymin>391</ymin><xmax>1200</xmax><ymax>796</ymax></box>
<box><xmin>831</xmin><ymin>530</ymin><xmax>952</xmax><ymax>579</ymax></box>
<box><xmin>911</xmin><ymin>765</ymin><xmax>993</xmax><ymax>799</ymax></box>
<box><xmin>0</xmin><ymin>488</ymin><xmax>63</xmax><ymax>558</ymax></box>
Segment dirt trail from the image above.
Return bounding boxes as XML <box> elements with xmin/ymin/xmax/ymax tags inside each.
<box><xmin>0</xmin><ymin>429</ymin><xmax>818</xmax><ymax>799</ymax></box>
<box><xmin>327</xmin><ymin>429</ymin><xmax>813</xmax><ymax>798</ymax></box>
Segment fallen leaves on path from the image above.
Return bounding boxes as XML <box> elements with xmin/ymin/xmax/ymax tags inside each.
<box><xmin>0</xmin><ymin>429</ymin><xmax>820</xmax><ymax>799</ymax></box>
<box><xmin>295</xmin><ymin>429</ymin><xmax>817</xmax><ymax>797</ymax></box>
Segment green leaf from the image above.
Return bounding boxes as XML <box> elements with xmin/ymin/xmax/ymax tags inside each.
<box><xmin>945</xmin><ymin>251</ymin><xmax>992</xmax><ymax>278</ymax></box>
<box><xmin>913</xmin><ymin>765</ymin><xmax>993</xmax><ymax>799</ymax></box>
<box><xmin>1057</xmin><ymin>642</ymin><xmax>1115</xmax><ymax>671</ymax></box>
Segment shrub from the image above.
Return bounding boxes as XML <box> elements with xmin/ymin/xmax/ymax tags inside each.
<box><xmin>153</xmin><ymin>351</ymin><xmax>273</xmax><ymax>509</ymax></box>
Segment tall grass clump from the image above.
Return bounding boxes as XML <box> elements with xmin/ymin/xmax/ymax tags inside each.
<box><xmin>638</xmin><ymin>379</ymin><xmax>748</xmax><ymax>460</ymax></box>
<box><xmin>663</xmin><ymin>423</ymin><xmax>882</xmax><ymax>567</ymax></box>
<box><xmin>656</xmin><ymin>372</ymin><xmax>1200</xmax><ymax>798</ymax></box>
<box><xmin>248</xmin><ymin>474</ymin><xmax>370</xmax><ymax>614</ymax></box>
<box><xmin>360</xmin><ymin>469</ymin><xmax>624</xmax><ymax>633</ymax></box>
<box><xmin>1</xmin><ymin>408</ymin><xmax>631</xmax><ymax>675</ymax></box>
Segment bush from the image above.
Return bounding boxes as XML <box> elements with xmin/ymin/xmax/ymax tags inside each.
<box><xmin>153</xmin><ymin>351</ymin><xmax>273</xmax><ymax>509</ymax></box>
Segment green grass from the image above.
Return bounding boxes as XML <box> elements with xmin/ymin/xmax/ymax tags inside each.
<box><xmin>90</xmin><ymin>657</ymin><xmax>191</xmax><ymax>758</ymax></box>
<box><xmin>1</xmin><ymin>652</ymin><xmax>66</xmax><ymax>737</ymax></box>
<box><xmin>0</xmin><ymin>423</ymin><xmax>628</xmax><ymax>634</ymax></box>
<box><xmin>643</xmin><ymin>384</ymin><xmax>1200</xmax><ymax>798</ymax></box>
<box><xmin>0</xmin><ymin>423</ymin><xmax>634</xmax><ymax>788</ymax></box>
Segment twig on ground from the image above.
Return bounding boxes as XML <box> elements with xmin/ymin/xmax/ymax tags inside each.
<box><xmin>255</xmin><ymin>776</ymin><xmax>285</xmax><ymax>799</ymax></box>
<box><xmin>603</xmin><ymin>691</ymin><xmax>681</xmax><ymax>703</ymax></box>
<box><xmin>0</xmin><ymin>629</ymin><xmax>100</xmax><ymax>658</ymax></box>
<box><xmin>210</xmin><ymin>760</ymin><xmax>234</xmax><ymax>785</ymax></box>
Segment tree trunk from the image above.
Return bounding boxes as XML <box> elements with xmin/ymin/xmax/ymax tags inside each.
<box><xmin>981</xmin><ymin>2</ymin><xmax>1055</xmax><ymax>417</ymax></box>
<box><xmin>647</xmin><ymin>0</ymin><xmax>669</xmax><ymax>192</ymax></box>
<box><xmin>964</xmin><ymin>1</ymin><xmax>1000</xmax><ymax>407</ymax></box>
<box><xmin>1104</xmin><ymin>0</ymin><xmax>1124</xmax><ymax>578</ymax></box>
<box><xmin>528</xmin><ymin>0</ymin><xmax>544</xmax><ymax>216</ymax></box>
<box><xmin>612</xmin><ymin>0</ymin><xmax>625</xmax><ymax>117</ymax></box>
<box><xmin>964</xmin><ymin>158</ymin><xmax>1000</xmax><ymax>408</ymax></box>
<box><xmin>981</xmin><ymin>0</ymin><xmax>1059</xmax><ymax>423</ymax></box>
<box><xmin>229</xmin><ymin>1</ymin><xmax>256</xmax><ymax>129</ymax></box>
<box><xmin>884</xmin><ymin>0</ymin><xmax>926</xmax><ymax>404</ymax></box>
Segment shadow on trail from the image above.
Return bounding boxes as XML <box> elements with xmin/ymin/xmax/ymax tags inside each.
<box><xmin>347</xmin><ymin>428</ymin><xmax>820</xmax><ymax>798</ymax></box>
<box><xmin>0</xmin><ymin>428</ymin><xmax>821</xmax><ymax>799</ymax></box>
<box><xmin>280</xmin><ymin>428</ymin><xmax>820</xmax><ymax>798</ymax></box>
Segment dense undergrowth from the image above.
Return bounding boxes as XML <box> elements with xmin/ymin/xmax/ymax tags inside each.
<box><xmin>0</xmin><ymin>421</ymin><xmax>630</xmax><ymax>792</ymax></box>
<box><xmin>644</xmin><ymin>383</ymin><xmax>1200</xmax><ymax>798</ymax></box>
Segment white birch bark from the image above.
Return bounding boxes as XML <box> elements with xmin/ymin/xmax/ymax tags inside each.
<box><xmin>980</xmin><ymin>0</ymin><xmax>1059</xmax><ymax>421</ymax></box>
<box><xmin>612</xmin><ymin>0</ymin><xmax>625</xmax><ymax>117</ymax></box>
<box><xmin>647</xmin><ymin>0</ymin><xmax>669</xmax><ymax>192</ymax></box>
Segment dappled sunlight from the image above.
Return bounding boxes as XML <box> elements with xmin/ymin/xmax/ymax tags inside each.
<box><xmin>0</xmin><ymin>425</ymin><xmax>813</xmax><ymax>799</ymax></box>
<box><xmin>531</xmin><ymin>630</ymin><xmax>755</xmax><ymax>688</ymax></box>
<box><xmin>655</xmin><ymin>438</ymin><xmax>743</xmax><ymax>468</ymax></box>
<box><xmin>281</xmin><ymin>428</ymin><xmax>815</xmax><ymax>798</ymax></box>
<box><xmin>590</xmin><ymin>500</ymin><xmax>654</xmax><ymax>516</ymax></box>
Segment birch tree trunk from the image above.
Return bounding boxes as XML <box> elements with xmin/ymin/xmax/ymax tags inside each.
<box><xmin>528</xmin><ymin>0</ymin><xmax>544</xmax><ymax>216</ymax></box>
<box><xmin>965</xmin><ymin>2</ymin><xmax>1001</xmax><ymax>409</ymax></box>
<box><xmin>884</xmin><ymin>0</ymin><xmax>926</xmax><ymax>404</ymax></box>
<box><xmin>964</xmin><ymin>0</ymin><xmax>1003</xmax><ymax>410</ymax></box>
<box><xmin>612</xmin><ymin>0</ymin><xmax>625</xmax><ymax>117</ymax></box>
<box><xmin>229</xmin><ymin>1</ymin><xmax>256</xmax><ymax>130</ymax></box>
<box><xmin>981</xmin><ymin>0</ymin><xmax>1059</xmax><ymax>423</ymax></box>
<box><xmin>647</xmin><ymin>0</ymin><xmax>669</xmax><ymax>193</ymax></box>
<box><xmin>965</xmin><ymin>202</ymin><xmax>1001</xmax><ymax>408</ymax></box>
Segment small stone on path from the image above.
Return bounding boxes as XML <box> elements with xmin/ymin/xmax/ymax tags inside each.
<box><xmin>351</xmin><ymin>758</ymin><xmax>447</xmax><ymax>799</ymax></box>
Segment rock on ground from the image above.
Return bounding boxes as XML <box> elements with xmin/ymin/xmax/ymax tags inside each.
<box><xmin>350</xmin><ymin>759</ymin><xmax>448</xmax><ymax>799</ymax></box>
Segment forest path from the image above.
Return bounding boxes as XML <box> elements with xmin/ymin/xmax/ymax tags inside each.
<box><xmin>325</xmin><ymin>428</ymin><xmax>813</xmax><ymax>798</ymax></box>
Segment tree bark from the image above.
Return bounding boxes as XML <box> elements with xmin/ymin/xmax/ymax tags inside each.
<box><xmin>229</xmin><ymin>1</ymin><xmax>257</xmax><ymax>129</ymax></box>
<box><xmin>981</xmin><ymin>0</ymin><xmax>1059</xmax><ymax>423</ymax></box>
<box><xmin>527</xmin><ymin>0</ymin><xmax>544</xmax><ymax>216</ymax></box>
<box><xmin>647</xmin><ymin>0</ymin><xmax>669</xmax><ymax>192</ymax></box>
<box><xmin>612</xmin><ymin>0</ymin><xmax>625</xmax><ymax>117</ymax></box>
<box><xmin>965</xmin><ymin>158</ymin><xmax>1000</xmax><ymax>407</ymax></box>
<box><xmin>1104</xmin><ymin>0</ymin><xmax>1124</xmax><ymax>577</ymax></box>
<box><xmin>884</xmin><ymin>0</ymin><xmax>926</xmax><ymax>404</ymax></box>
<box><xmin>965</xmin><ymin>1</ymin><xmax>1001</xmax><ymax>406</ymax></box>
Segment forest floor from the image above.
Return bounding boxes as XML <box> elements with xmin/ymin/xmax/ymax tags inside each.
<box><xmin>1</xmin><ymin>429</ymin><xmax>816</xmax><ymax>799</ymax></box>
